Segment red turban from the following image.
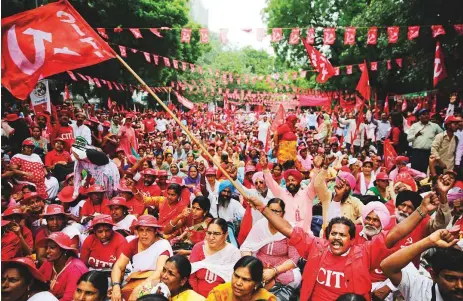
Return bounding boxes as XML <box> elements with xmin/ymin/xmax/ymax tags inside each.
<box><xmin>283</xmin><ymin>169</ymin><xmax>303</xmax><ymax>183</ymax></box>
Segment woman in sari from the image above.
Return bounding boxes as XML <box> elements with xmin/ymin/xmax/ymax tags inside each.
<box><xmin>10</xmin><ymin>140</ymin><xmax>49</xmax><ymax>199</ymax></box>
<box><xmin>189</xmin><ymin>218</ymin><xmax>241</xmax><ymax>297</ymax></box>
<box><xmin>354</xmin><ymin>159</ymin><xmax>376</xmax><ymax>195</ymax></box>
<box><xmin>163</xmin><ymin>196</ymin><xmax>213</xmax><ymax>256</ymax></box>
<box><xmin>240</xmin><ymin>199</ymin><xmax>301</xmax><ymax>298</ymax></box>
<box><xmin>111</xmin><ymin>215</ymin><xmax>173</xmax><ymax>301</ymax></box>
<box><xmin>170</xmin><ymin>163</ymin><xmax>186</xmax><ymax>178</ymax></box>
<box><xmin>274</xmin><ymin>115</ymin><xmax>298</xmax><ymax>165</ymax></box>
<box><xmin>314</xmin><ymin>113</ymin><xmax>332</xmax><ymax>143</ymax></box>
<box><xmin>179</xmin><ymin>152</ymin><xmax>196</xmax><ymax>173</ymax></box>
<box><xmin>117</xmin><ymin>114</ymin><xmax>138</xmax><ymax>156</ymax></box>
<box><xmin>184</xmin><ymin>165</ymin><xmax>201</xmax><ymax>192</ymax></box>
<box><xmin>24</xmin><ymin>125</ymin><xmax>49</xmax><ymax>158</ymax></box>
<box><xmin>206</xmin><ymin>256</ymin><xmax>276</xmax><ymax>301</ymax></box>
<box><xmin>157</xmin><ymin>183</ymin><xmax>190</xmax><ymax>228</ymax></box>
<box><xmin>271</xmin><ymin>163</ymin><xmax>285</xmax><ymax>186</ymax></box>
<box><xmin>137</xmin><ymin>255</ymin><xmax>205</xmax><ymax>301</ymax></box>
<box><xmin>37</xmin><ymin>232</ymin><xmax>89</xmax><ymax>301</ymax></box>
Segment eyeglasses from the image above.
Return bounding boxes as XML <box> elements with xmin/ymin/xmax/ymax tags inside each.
<box><xmin>206</xmin><ymin>231</ymin><xmax>224</xmax><ymax>237</ymax></box>
<box><xmin>254</xmin><ymin>180</ymin><xmax>264</xmax><ymax>185</ymax></box>
<box><xmin>270</xmin><ymin>209</ymin><xmax>282</xmax><ymax>214</ymax></box>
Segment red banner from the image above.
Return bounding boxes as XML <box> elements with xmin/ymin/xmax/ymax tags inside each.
<box><xmin>408</xmin><ymin>26</ymin><xmax>420</xmax><ymax>40</ymax></box>
<box><xmin>367</xmin><ymin>27</ymin><xmax>378</xmax><ymax>45</ymax></box>
<box><xmin>344</xmin><ymin>27</ymin><xmax>356</xmax><ymax>45</ymax></box>
<box><xmin>433</xmin><ymin>41</ymin><xmax>447</xmax><ymax>87</ymax></box>
<box><xmin>323</xmin><ymin>28</ymin><xmax>336</xmax><ymax>45</ymax></box>
<box><xmin>387</xmin><ymin>26</ymin><xmax>399</xmax><ymax>43</ymax></box>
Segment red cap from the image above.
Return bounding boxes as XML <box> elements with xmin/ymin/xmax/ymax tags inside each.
<box><xmin>86</xmin><ymin>184</ymin><xmax>106</xmax><ymax>194</ymax></box>
<box><xmin>36</xmin><ymin>232</ymin><xmax>78</xmax><ymax>256</ymax></box>
<box><xmin>116</xmin><ymin>147</ymin><xmax>125</xmax><ymax>153</ymax></box>
<box><xmin>2</xmin><ymin>206</ymin><xmax>25</xmax><ymax>217</ymax></box>
<box><xmin>375</xmin><ymin>172</ymin><xmax>390</xmax><ymax>181</ymax></box>
<box><xmin>53</xmin><ymin>137</ymin><xmax>66</xmax><ymax>144</ymax></box>
<box><xmin>157</xmin><ymin>170</ymin><xmax>168</xmax><ymax>177</ymax></box>
<box><xmin>205</xmin><ymin>168</ymin><xmax>217</xmax><ymax>176</ymax></box>
<box><xmin>22</xmin><ymin>192</ymin><xmax>43</xmax><ymax>202</ymax></box>
<box><xmin>133</xmin><ymin>215</ymin><xmax>162</xmax><ymax>229</ymax></box>
<box><xmin>89</xmin><ymin>214</ymin><xmax>115</xmax><ymax>229</ymax></box>
<box><xmin>106</xmin><ymin>197</ymin><xmax>130</xmax><ymax>209</ymax></box>
<box><xmin>117</xmin><ymin>184</ymin><xmax>133</xmax><ymax>193</ymax></box>
<box><xmin>395</xmin><ymin>156</ymin><xmax>409</xmax><ymax>165</ymax></box>
<box><xmin>445</xmin><ymin>115</ymin><xmax>462</xmax><ymax>125</ymax></box>
<box><xmin>141</xmin><ymin>168</ymin><xmax>157</xmax><ymax>176</ymax></box>
<box><xmin>1</xmin><ymin>257</ymin><xmax>47</xmax><ymax>283</ymax></box>
<box><xmin>245</xmin><ymin>165</ymin><xmax>257</xmax><ymax>174</ymax></box>
<box><xmin>88</xmin><ymin>117</ymin><xmax>99</xmax><ymax>124</ymax></box>
<box><xmin>167</xmin><ymin>176</ymin><xmax>184</xmax><ymax>185</ymax></box>
<box><xmin>40</xmin><ymin>204</ymin><xmax>66</xmax><ymax>217</ymax></box>
<box><xmin>57</xmin><ymin>186</ymin><xmax>76</xmax><ymax>203</ymax></box>
<box><xmin>22</xmin><ymin>140</ymin><xmax>35</xmax><ymax>147</ymax></box>
<box><xmin>4</xmin><ymin>114</ymin><xmax>19</xmax><ymax>122</ymax></box>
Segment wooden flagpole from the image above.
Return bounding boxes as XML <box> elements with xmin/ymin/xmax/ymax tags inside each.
<box><xmin>115</xmin><ymin>54</ymin><xmax>249</xmax><ymax>198</ymax></box>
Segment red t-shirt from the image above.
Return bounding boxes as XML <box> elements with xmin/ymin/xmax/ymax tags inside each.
<box><xmin>143</xmin><ymin>119</ymin><xmax>156</xmax><ymax>133</ymax></box>
<box><xmin>52</xmin><ymin>125</ymin><xmax>75</xmax><ymax>152</ymax></box>
<box><xmin>120</xmin><ymin>238</ymin><xmax>170</xmax><ymax>260</ymax></box>
<box><xmin>81</xmin><ymin>199</ymin><xmax>112</xmax><ymax>216</ymax></box>
<box><xmin>126</xmin><ymin>198</ymin><xmax>145</xmax><ymax>216</ymax></box>
<box><xmin>1</xmin><ymin>226</ymin><xmax>33</xmax><ymax>259</ymax></box>
<box><xmin>44</xmin><ymin>150</ymin><xmax>72</xmax><ymax>168</ymax></box>
<box><xmin>136</xmin><ymin>182</ymin><xmax>162</xmax><ymax>198</ymax></box>
<box><xmin>311</xmin><ymin>251</ymin><xmax>350</xmax><ymax>300</ymax></box>
<box><xmin>189</xmin><ymin>241</ymin><xmax>225</xmax><ymax>297</ymax></box>
<box><xmin>80</xmin><ymin>232</ymin><xmax>127</xmax><ymax>269</ymax></box>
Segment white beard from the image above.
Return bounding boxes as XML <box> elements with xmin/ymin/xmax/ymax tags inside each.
<box><xmin>395</xmin><ymin>209</ymin><xmax>409</xmax><ymax>223</ymax></box>
<box><xmin>362</xmin><ymin>225</ymin><xmax>381</xmax><ymax>237</ymax></box>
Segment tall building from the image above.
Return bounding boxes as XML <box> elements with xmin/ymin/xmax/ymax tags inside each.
<box><xmin>188</xmin><ymin>0</ymin><xmax>209</xmax><ymax>27</ymax></box>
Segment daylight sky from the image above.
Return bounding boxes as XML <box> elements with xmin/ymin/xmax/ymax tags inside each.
<box><xmin>201</xmin><ymin>0</ymin><xmax>273</xmax><ymax>53</ymax></box>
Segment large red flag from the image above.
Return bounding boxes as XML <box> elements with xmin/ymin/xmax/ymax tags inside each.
<box><xmin>265</xmin><ymin>104</ymin><xmax>285</xmax><ymax>152</ymax></box>
<box><xmin>2</xmin><ymin>0</ymin><xmax>115</xmax><ymax>100</ymax></box>
<box><xmin>433</xmin><ymin>41</ymin><xmax>447</xmax><ymax>87</ymax></box>
<box><xmin>383</xmin><ymin>140</ymin><xmax>397</xmax><ymax>170</ymax></box>
<box><xmin>301</xmin><ymin>38</ymin><xmax>335</xmax><ymax>83</ymax></box>
<box><xmin>356</xmin><ymin>61</ymin><xmax>371</xmax><ymax>101</ymax></box>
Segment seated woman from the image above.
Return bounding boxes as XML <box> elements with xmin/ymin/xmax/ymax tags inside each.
<box><xmin>189</xmin><ymin>218</ymin><xmax>241</xmax><ymax>298</ymax></box>
<box><xmin>111</xmin><ymin>215</ymin><xmax>173</xmax><ymax>301</ymax></box>
<box><xmin>80</xmin><ymin>215</ymin><xmax>128</xmax><ymax>272</ymax></box>
<box><xmin>106</xmin><ymin>197</ymin><xmax>138</xmax><ymax>235</ymax></box>
<box><xmin>240</xmin><ymin>199</ymin><xmax>301</xmax><ymax>296</ymax></box>
<box><xmin>37</xmin><ymin>232</ymin><xmax>89</xmax><ymax>301</ymax></box>
<box><xmin>354</xmin><ymin>159</ymin><xmax>376</xmax><ymax>195</ymax></box>
<box><xmin>206</xmin><ymin>256</ymin><xmax>276</xmax><ymax>301</ymax></box>
<box><xmin>73</xmin><ymin>271</ymin><xmax>108</xmax><ymax>301</ymax></box>
<box><xmin>157</xmin><ymin>183</ymin><xmax>190</xmax><ymax>228</ymax></box>
<box><xmin>163</xmin><ymin>196</ymin><xmax>213</xmax><ymax>256</ymax></box>
<box><xmin>117</xmin><ymin>184</ymin><xmax>145</xmax><ymax>217</ymax></box>
<box><xmin>170</xmin><ymin>163</ymin><xmax>186</xmax><ymax>178</ymax></box>
<box><xmin>1</xmin><ymin>206</ymin><xmax>33</xmax><ymax>259</ymax></box>
<box><xmin>184</xmin><ymin>165</ymin><xmax>201</xmax><ymax>192</ymax></box>
<box><xmin>136</xmin><ymin>255</ymin><xmax>205</xmax><ymax>301</ymax></box>
<box><xmin>2</xmin><ymin>257</ymin><xmax>57</xmax><ymax>301</ymax></box>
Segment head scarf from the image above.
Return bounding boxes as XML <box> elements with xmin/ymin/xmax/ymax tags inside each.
<box><xmin>361</xmin><ymin>201</ymin><xmax>391</xmax><ymax>229</ymax></box>
<box><xmin>218</xmin><ymin>180</ymin><xmax>235</xmax><ymax>194</ymax></box>
<box><xmin>283</xmin><ymin>169</ymin><xmax>303</xmax><ymax>183</ymax></box>
<box><xmin>252</xmin><ymin>172</ymin><xmax>264</xmax><ymax>185</ymax></box>
<box><xmin>184</xmin><ymin>165</ymin><xmax>200</xmax><ymax>186</ymax></box>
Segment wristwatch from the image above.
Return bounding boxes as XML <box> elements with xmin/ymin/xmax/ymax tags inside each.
<box><xmin>111</xmin><ymin>282</ymin><xmax>121</xmax><ymax>287</ymax></box>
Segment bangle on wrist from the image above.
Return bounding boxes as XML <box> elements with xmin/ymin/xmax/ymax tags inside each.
<box><xmin>272</xmin><ymin>267</ymin><xmax>279</xmax><ymax>276</ymax></box>
<box><xmin>416</xmin><ymin>206</ymin><xmax>427</xmax><ymax>218</ymax></box>
<box><xmin>169</xmin><ymin>220</ymin><xmax>177</xmax><ymax>228</ymax></box>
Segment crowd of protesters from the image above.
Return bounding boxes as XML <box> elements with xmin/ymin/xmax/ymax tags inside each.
<box><xmin>1</xmin><ymin>98</ymin><xmax>462</xmax><ymax>301</ymax></box>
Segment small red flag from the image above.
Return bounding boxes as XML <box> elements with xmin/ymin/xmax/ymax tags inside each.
<box><xmin>433</xmin><ymin>41</ymin><xmax>447</xmax><ymax>87</ymax></box>
<box><xmin>289</xmin><ymin>28</ymin><xmax>300</xmax><ymax>45</ymax></box>
<box><xmin>97</xmin><ymin>28</ymin><xmax>108</xmax><ymax>39</ymax></box>
<box><xmin>396</xmin><ymin>58</ymin><xmax>403</xmax><ymax>68</ymax></box>
<box><xmin>408</xmin><ymin>26</ymin><xmax>420</xmax><ymax>40</ymax></box>
<box><xmin>118</xmin><ymin>45</ymin><xmax>127</xmax><ymax>57</ymax></box>
<box><xmin>356</xmin><ymin>61</ymin><xmax>371</xmax><ymax>101</ymax></box>
<box><xmin>149</xmin><ymin>28</ymin><xmax>162</xmax><ymax>38</ymax></box>
<box><xmin>306</xmin><ymin>28</ymin><xmax>315</xmax><ymax>44</ymax></box>
<box><xmin>266</xmin><ymin>104</ymin><xmax>285</xmax><ymax>152</ymax></box>
<box><xmin>271</xmin><ymin>28</ymin><xmax>283</xmax><ymax>42</ymax></box>
<box><xmin>367</xmin><ymin>27</ymin><xmax>378</xmax><ymax>45</ymax></box>
<box><xmin>107</xmin><ymin>97</ymin><xmax>112</xmax><ymax>109</ymax></box>
<box><xmin>180</xmin><ymin>28</ymin><xmax>192</xmax><ymax>43</ymax></box>
<box><xmin>1</xmin><ymin>0</ymin><xmax>115</xmax><ymax>100</ymax></box>
<box><xmin>323</xmin><ymin>28</ymin><xmax>336</xmax><ymax>45</ymax></box>
<box><xmin>370</xmin><ymin>62</ymin><xmax>378</xmax><ymax>71</ymax></box>
<box><xmin>454</xmin><ymin>24</ymin><xmax>463</xmax><ymax>35</ymax></box>
<box><xmin>237</xmin><ymin>205</ymin><xmax>253</xmax><ymax>245</ymax></box>
<box><xmin>199</xmin><ymin>28</ymin><xmax>209</xmax><ymax>43</ymax></box>
<box><xmin>344</xmin><ymin>27</ymin><xmax>356</xmax><ymax>45</ymax></box>
<box><xmin>346</xmin><ymin>65</ymin><xmax>353</xmax><ymax>74</ymax></box>
<box><xmin>129</xmin><ymin>28</ymin><xmax>143</xmax><ymax>39</ymax></box>
<box><xmin>384</xmin><ymin>140</ymin><xmax>397</xmax><ymax>170</ymax></box>
<box><xmin>64</xmin><ymin>83</ymin><xmax>70</xmax><ymax>100</ymax></box>
<box><xmin>432</xmin><ymin>25</ymin><xmax>446</xmax><ymax>37</ymax></box>
<box><xmin>387</xmin><ymin>26</ymin><xmax>399</xmax><ymax>44</ymax></box>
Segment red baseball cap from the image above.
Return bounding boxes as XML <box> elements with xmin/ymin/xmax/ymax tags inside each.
<box><xmin>40</xmin><ymin>204</ymin><xmax>66</xmax><ymax>217</ymax></box>
<box><xmin>22</xmin><ymin>140</ymin><xmax>35</xmax><ymax>147</ymax></box>
<box><xmin>4</xmin><ymin>114</ymin><xmax>19</xmax><ymax>122</ymax></box>
<box><xmin>57</xmin><ymin>186</ymin><xmax>76</xmax><ymax>203</ymax></box>
<box><xmin>445</xmin><ymin>116</ymin><xmax>462</xmax><ymax>125</ymax></box>
<box><xmin>395</xmin><ymin>156</ymin><xmax>409</xmax><ymax>165</ymax></box>
<box><xmin>36</xmin><ymin>232</ymin><xmax>78</xmax><ymax>256</ymax></box>
<box><xmin>102</xmin><ymin>121</ymin><xmax>111</xmax><ymax>128</ymax></box>
<box><xmin>157</xmin><ymin>170</ymin><xmax>168</xmax><ymax>177</ymax></box>
<box><xmin>1</xmin><ymin>257</ymin><xmax>47</xmax><ymax>283</ymax></box>
<box><xmin>167</xmin><ymin>176</ymin><xmax>184</xmax><ymax>185</ymax></box>
<box><xmin>106</xmin><ymin>197</ymin><xmax>130</xmax><ymax>209</ymax></box>
<box><xmin>133</xmin><ymin>215</ymin><xmax>162</xmax><ymax>229</ymax></box>
<box><xmin>22</xmin><ymin>192</ymin><xmax>44</xmax><ymax>202</ymax></box>
<box><xmin>117</xmin><ymin>184</ymin><xmax>133</xmax><ymax>193</ymax></box>
<box><xmin>205</xmin><ymin>168</ymin><xmax>217</xmax><ymax>176</ymax></box>
<box><xmin>245</xmin><ymin>165</ymin><xmax>257</xmax><ymax>174</ymax></box>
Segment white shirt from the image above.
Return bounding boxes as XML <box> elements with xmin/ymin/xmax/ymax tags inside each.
<box><xmin>71</xmin><ymin>122</ymin><xmax>92</xmax><ymax>145</ymax></box>
<box><xmin>257</xmin><ymin>120</ymin><xmax>270</xmax><ymax>143</ymax></box>
<box><xmin>377</xmin><ymin>120</ymin><xmax>392</xmax><ymax>140</ymax></box>
<box><xmin>455</xmin><ymin>129</ymin><xmax>463</xmax><ymax>166</ymax></box>
<box><xmin>327</xmin><ymin>201</ymin><xmax>341</xmax><ymax>223</ymax></box>
<box><xmin>307</xmin><ymin>113</ymin><xmax>318</xmax><ymax>127</ymax></box>
<box><xmin>210</xmin><ymin>199</ymin><xmax>245</xmax><ymax>222</ymax></box>
<box><xmin>28</xmin><ymin>291</ymin><xmax>58</xmax><ymax>301</ymax></box>
<box><xmin>115</xmin><ymin>214</ymin><xmax>137</xmax><ymax>232</ymax></box>
<box><xmin>398</xmin><ymin>267</ymin><xmax>444</xmax><ymax>301</ymax></box>
<box><xmin>156</xmin><ymin>118</ymin><xmax>167</xmax><ymax>132</ymax></box>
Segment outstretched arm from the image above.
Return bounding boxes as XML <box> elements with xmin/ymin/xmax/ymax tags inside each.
<box><xmin>246</xmin><ymin>196</ymin><xmax>293</xmax><ymax>238</ymax></box>
<box><xmin>381</xmin><ymin>229</ymin><xmax>458</xmax><ymax>286</ymax></box>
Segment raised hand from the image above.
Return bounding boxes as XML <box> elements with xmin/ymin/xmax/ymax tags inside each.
<box><xmin>436</xmin><ymin>174</ymin><xmax>454</xmax><ymax>195</ymax></box>
<box><xmin>259</xmin><ymin>155</ymin><xmax>269</xmax><ymax>170</ymax></box>
<box><xmin>428</xmin><ymin>229</ymin><xmax>459</xmax><ymax>248</ymax></box>
<box><xmin>419</xmin><ymin>192</ymin><xmax>440</xmax><ymax>214</ymax></box>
